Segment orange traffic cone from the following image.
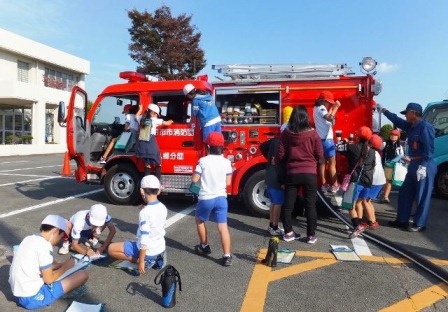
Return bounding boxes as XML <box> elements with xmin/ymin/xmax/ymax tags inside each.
<box><xmin>61</xmin><ymin>152</ymin><xmax>72</xmax><ymax>176</ymax></box>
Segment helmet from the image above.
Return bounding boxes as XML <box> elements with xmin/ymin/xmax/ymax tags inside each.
<box><xmin>282</xmin><ymin>106</ymin><xmax>293</xmax><ymax>124</ymax></box>
<box><xmin>369</xmin><ymin>134</ymin><xmax>383</xmax><ymax>150</ymax></box>
<box><xmin>357</xmin><ymin>126</ymin><xmax>372</xmax><ymax>141</ymax></box>
<box><xmin>205</xmin><ymin>132</ymin><xmax>224</xmax><ymax>146</ymax></box>
<box><xmin>148</xmin><ymin>103</ymin><xmax>160</xmax><ymax>115</ymax></box>
<box><xmin>319</xmin><ymin>90</ymin><xmax>335</xmax><ymax>104</ymax></box>
<box><xmin>390</xmin><ymin>129</ymin><xmax>400</xmax><ymax>136</ymax></box>
<box><xmin>183</xmin><ymin>83</ymin><xmax>195</xmax><ymax>96</ymax></box>
<box><xmin>123</xmin><ymin>104</ymin><xmax>133</xmax><ymax>113</ymax></box>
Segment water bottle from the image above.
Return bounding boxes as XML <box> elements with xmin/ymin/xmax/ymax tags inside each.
<box><xmin>262</xmin><ymin>236</ymin><xmax>279</xmax><ymax>267</ymax></box>
<box><xmin>154</xmin><ymin>265</ymin><xmax>182</xmax><ymax>308</ymax></box>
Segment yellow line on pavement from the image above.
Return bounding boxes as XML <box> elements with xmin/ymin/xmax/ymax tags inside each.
<box><xmin>270</xmin><ymin>258</ymin><xmax>337</xmax><ymax>281</ymax></box>
<box><xmin>379</xmin><ymin>283</ymin><xmax>448</xmax><ymax>312</ymax></box>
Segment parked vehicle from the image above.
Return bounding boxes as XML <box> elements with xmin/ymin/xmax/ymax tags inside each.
<box><xmin>59</xmin><ymin>58</ymin><xmax>382</xmax><ymax>217</ymax></box>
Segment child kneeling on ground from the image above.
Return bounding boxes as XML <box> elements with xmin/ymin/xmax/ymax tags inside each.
<box><xmin>108</xmin><ymin>175</ymin><xmax>168</xmax><ymax>275</ymax></box>
<box><xmin>59</xmin><ymin>204</ymin><xmax>116</xmax><ymax>257</ymax></box>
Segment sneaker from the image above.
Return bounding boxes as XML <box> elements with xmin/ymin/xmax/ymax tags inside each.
<box><xmin>368</xmin><ymin>221</ymin><xmax>380</xmax><ymax>230</ymax></box>
<box><xmin>306</xmin><ymin>235</ymin><xmax>317</xmax><ymax>244</ymax></box>
<box><xmin>58</xmin><ymin>241</ymin><xmax>70</xmax><ymax>255</ymax></box>
<box><xmin>269</xmin><ymin>227</ymin><xmax>284</xmax><ymax>236</ymax></box>
<box><xmin>195</xmin><ymin>244</ymin><xmax>211</xmax><ymax>256</ymax></box>
<box><xmin>221</xmin><ymin>255</ymin><xmax>233</xmax><ymax>266</ymax></box>
<box><xmin>329</xmin><ymin>185</ymin><xmax>340</xmax><ymax>194</ymax></box>
<box><xmin>321</xmin><ymin>184</ymin><xmax>330</xmax><ymax>193</ymax></box>
<box><xmin>283</xmin><ymin>231</ymin><xmax>301</xmax><ymax>242</ymax></box>
<box><xmin>349</xmin><ymin>224</ymin><xmax>368</xmax><ymax>239</ymax></box>
<box><xmin>99</xmin><ymin>157</ymin><xmax>106</xmax><ymax>164</ymax></box>
<box><xmin>85</xmin><ymin>238</ymin><xmax>99</xmax><ymax>248</ymax></box>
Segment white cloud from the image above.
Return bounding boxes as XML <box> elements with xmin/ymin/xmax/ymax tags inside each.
<box><xmin>376</xmin><ymin>62</ymin><xmax>399</xmax><ymax>74</ymax></box>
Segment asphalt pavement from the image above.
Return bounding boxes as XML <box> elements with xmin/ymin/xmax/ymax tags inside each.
<box><xmin>0</xmin><ymin>154</ymin><xmax>447</xmax><ymax>311</ymax></box>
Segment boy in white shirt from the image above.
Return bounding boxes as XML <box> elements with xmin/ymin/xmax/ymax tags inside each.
<box><xmin>58</xmin><ymin>204</ymin><xmax>116</xmax><ymax>257</ymax></box>
<box><xmin>192</xmin><ymin>132</ymin><xmax>233</xmax><ymax>266</ymax></box>
<box><xmin>108</xmin><ymin>175</ymin><xmax>168</xmax><ymax>275</ymax></box>
<box><xmin>9</xmin><ymin>215</ymin><xmax>89</xmax><ymax>310</ymax></box>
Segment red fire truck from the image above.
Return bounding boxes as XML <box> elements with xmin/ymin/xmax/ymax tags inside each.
<box><xmin>58</xmin><ymin>57</ymin><xmax>382</xmax><ymax>217</ymax></box>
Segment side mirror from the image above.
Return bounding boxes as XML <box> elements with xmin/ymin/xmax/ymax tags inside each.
<box><xmin>58</xmin><ymin>101</ymin><xmax>66</xmax><ymax>127</ymax></box>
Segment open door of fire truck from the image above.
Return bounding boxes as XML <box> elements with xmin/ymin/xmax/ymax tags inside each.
<box><xmin>66</xmin><ymin>86</ymin><xmax>90</xmax><ymax>182</ymax></box>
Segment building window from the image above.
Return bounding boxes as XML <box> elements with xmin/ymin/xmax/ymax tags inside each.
<box><xmin>43</xmin><ymin>67</ymin><xmax>79</xmax><ymax>91</ymax></box>
<box><xmin>17</xmin><ymin>61</ymin><xmax>29</xmax><ymax>83</ymax></box>
<box><xmin>1</xmin><ymin>107</ymin><xmax>32</xmax><ymax>144</ymax></box>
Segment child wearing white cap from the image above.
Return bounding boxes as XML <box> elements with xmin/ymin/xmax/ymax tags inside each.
<box><xmin>108</xmin><ymin>175</ymin><xmax>168</xmax><ymax>275</ymax></box>
<box><xmin>58</xmin><ymin>204</ymin><xmax>116</xmax><ymax>257</ymax></box>
<box><xmin>9</xmin><ymin>215</ymin><xmax>89</xmax><ymax>310</ymax></box>
<box><xmin>135</xmin><ymin>103</ymin><xmax>174</xmax><ymax>180</ymax></box>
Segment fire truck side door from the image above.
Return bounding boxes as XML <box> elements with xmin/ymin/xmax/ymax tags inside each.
<box><xmin>66</xmin><ymin>86</ymin><xmax>90</xmax><ymax>170</ymax></box>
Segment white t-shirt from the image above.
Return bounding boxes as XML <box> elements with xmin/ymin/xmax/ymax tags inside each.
<box><xmin>372</xmin><ymin>151</ymin><xmax>386</xmax><ymax>185</ymax></box>
<box><xmin>70</xmin><ymin>210</ymin><xmax>112</xmax><ymax>240</ymax></box>
<box><xmin>313</xmin><ymin>105</ymin><xmax>334</xmax><ymax>139</ymax></box>
<box><xmin>9</xmin><ymin>234</ymin><xmax>53</xmax><ymax>297</ymax></box>
<box><xmin>137</xmin><ymin>200</ymin><xmax>167</xmax><ymax>256</ymax></box>
<box><xmin>150</xmin><ymin>117</ymin><xmax>164</xmax><ymax>135</ymax></box>
<box><xmin>195</xmin><ymin>154</ymin><xmax>233</xmax><ymax>200</ymax></box>
<box><xmin>125</xmin><ymin>113</ymin><xmax>139</xmax><ymax>131</ymax></box>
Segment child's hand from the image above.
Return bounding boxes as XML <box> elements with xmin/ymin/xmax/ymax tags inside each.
<box><xmin>138</xmin><ymin>262</ymin><xmax>146</xmax><ymax>275</ymax></box>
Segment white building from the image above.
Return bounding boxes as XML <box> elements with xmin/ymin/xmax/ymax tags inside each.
<box><xmin>0</xmin><ymin>28</ymin><xmax>89</xmax><ymax>156</ymax></box>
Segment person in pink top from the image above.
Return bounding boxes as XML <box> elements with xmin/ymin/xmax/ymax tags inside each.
<box><xmin>275</xmin><ymin>105</ymin><xmax>324</xmax><ymax>244</ymax></box>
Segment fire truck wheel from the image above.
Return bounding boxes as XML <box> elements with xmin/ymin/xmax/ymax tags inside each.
<box><xmin>434</xmin><ymin>165</ymin><xmax>448</xmax><ymax>199</ymax></box>
<box><xmin>104</xmin><ymin>164</ymin><xmax>140</xmax><ymax>205</ymax></box>
<box><xmin>243</xmin><ymin>170</ymin><xmax>270</xmax><ymax>218</ymax></box>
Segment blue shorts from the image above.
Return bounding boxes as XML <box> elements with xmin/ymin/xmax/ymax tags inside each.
<box><xmin>321</xmin><ymin>139</ymin><xmax>336</xmax><ymax>158</ymax></box>
<box><xmin>196</xmin><ymin>196</ymin><xmax>228</xmax><ymax>223</ymax></box>
<box><xmin>367</xmin><ymin>185</ymin><xmax>383</xmax><ymax>200</ymax></box>
<box><xmin>123</xmin><ymin>241</ymin><xmax>166</xmax><ymax>269</ymax></box>
<box><xmin>353</xmin><ymin>184</ymin><xmax>370</xmax><ymax>201</ymax></box>
<box><xmin>266</xmin><ymin>187</ymin><xmax>285</xmax><ymax>205</ymax></box>
<box><xmin>202</xmin><ymin>123</ymin><xmax>222</xmax><ymax>142</ymax></box>
<box><xmin>18</xmin><ymin>281</ymin><xmax>64</xmax><ymax>310</ymax></box>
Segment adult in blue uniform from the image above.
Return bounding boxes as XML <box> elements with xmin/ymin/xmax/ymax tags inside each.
<box><xmin>377</xmin><ymin>102</ymin><xmax>437</xmax><ymax>232</ymax></box>
<box><xmin>183</xmin><ymin>84</ymin><xmax>222</xmax><ymax>142</ymax></box>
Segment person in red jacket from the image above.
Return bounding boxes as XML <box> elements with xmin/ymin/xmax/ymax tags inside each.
<box><xmin>275</xmin><ymin>105</ymin><xmax>324</xmax><ymax>244</ymax></box>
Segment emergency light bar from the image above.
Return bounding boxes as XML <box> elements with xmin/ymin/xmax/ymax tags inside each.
<box><xmin>119</xmin><ymin>71</ymin><xmax>148</xmax><ymax>82</ymax></box>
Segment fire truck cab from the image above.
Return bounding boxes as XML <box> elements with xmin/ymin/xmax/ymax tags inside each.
<box><xmin>59</xmin><ymin>58</ymin><xmax>381</xmax><ymax>217</ymax></box>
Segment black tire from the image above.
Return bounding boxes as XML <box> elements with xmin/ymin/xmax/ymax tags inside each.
<box><xmin>104</xmin><ymin>163</ymin><xmax>140</xmax><ymax>205</ymax></box>
<box><xmin>243</xmin><ymin>170</ymin><xmax>270</xmax><ymax>218</ymax></box>
<box><xmin>434</xmin><ymin>165</ymin><xmax>448</xmax><ymax>199</ymax></box>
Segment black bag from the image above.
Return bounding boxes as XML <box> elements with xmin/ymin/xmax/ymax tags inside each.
<box><xmin>154</xmin><ymin>265</ymin><xmax>182</xmax><ymax>308</ymax></box>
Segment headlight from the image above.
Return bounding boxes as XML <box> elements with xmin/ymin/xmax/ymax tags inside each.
<box><xmin>359</xmin><ymin>57</ymin><xmax>377</xmax><ymax>73</ymax></box>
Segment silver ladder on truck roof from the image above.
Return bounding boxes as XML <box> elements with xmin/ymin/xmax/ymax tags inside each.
<box><xmin>211</xmin><ymin>63</ymin><xmax>354</xmax><ymax>81</ymax></box>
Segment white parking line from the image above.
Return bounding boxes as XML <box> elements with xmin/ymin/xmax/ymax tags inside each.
<box><xmin>165</xmin><ymin>205</ymin><xmax>196</xmax><ymax>229</ymax></box>
<box><xmin>0</xmin><ymin>189</ymin><xmax>103</xmax><ymax>219</ymax></box>
<box><xmin>0</xmin><ymin>176</ymin><xmax>62</xmax><ymax>187</ymax></box>
<box><xmin>0</xmin><ymin>173</ymin><xmax>58</xmax><ymax>177</ymax></box>
<box><xmin>0</xmin><ymin>165</ymin><xmax>63</xmax><ymax>173</ymax></box>
<box><xmin>0</xmin><ymin>161</ymin><xmax>29</xmax><ymax>165</ymax></box>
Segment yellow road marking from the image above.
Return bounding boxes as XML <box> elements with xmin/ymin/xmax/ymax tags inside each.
<box><xmin>379</xmin><ymin>283</ymin><xmax>448</xmax><ymax>312</ymax></box>
<box><xmin>241</xmin><ymin>249</ymin><xmax>448</xmax><ymax>312</ymax></box>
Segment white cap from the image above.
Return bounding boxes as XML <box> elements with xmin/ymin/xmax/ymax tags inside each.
<box><xmin>89</xmin><ymin>204</ymin><xmax>108</xmax><ymax>226</ymax></box>
<box><xmin>141</xmin><ymin>175</ymin><xmax>161</xmax><ymax>189</ymax></box>
<box><xmin>41</xmin><ymin>215</ymin><xmax>68</xmax><ymax>234</ymax></box>
<box><xmin>183</xmin><ymin>83</ymin><xmax>195</xmax><ymax>95</ymax></box>
<box><xmin>148</xmin><ymin>103</ymin><xmax>160</xmax><ymax>115</ymax></box>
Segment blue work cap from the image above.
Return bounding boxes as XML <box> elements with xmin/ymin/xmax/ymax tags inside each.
<box><xmin>400</xmin><ymin>102</ymin><xmax>422</xmax><ymax>115</ymax></box>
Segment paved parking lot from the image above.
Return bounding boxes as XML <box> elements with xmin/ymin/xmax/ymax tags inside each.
<box><xmin>0</xmin><ymin>154</ymin><xmax>447</xmax><ymax>311</ymax></box>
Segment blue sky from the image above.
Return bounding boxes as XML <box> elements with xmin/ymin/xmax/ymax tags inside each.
<box><xmin>1</xmin><ymin>0</ymin><xmax>447</xmax><ymax>116</ymax></box>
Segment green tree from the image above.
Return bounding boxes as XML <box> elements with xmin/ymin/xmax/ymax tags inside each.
<box><xmin>380</xmin><ymin>124</ymin><xmax>393</xmax><ymax>141</ymax></box>
<box><xmin>128</xmin><ymin>6</ymin><xmax>206</xmax><ymax>80</ymax></box>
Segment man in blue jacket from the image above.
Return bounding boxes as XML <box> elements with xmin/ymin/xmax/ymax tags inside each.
<box><xmin>377</xmin><ymin>102</ymin><xmax>437</xmax><ymax>232</ymax></box>
<box><xmin>183</xmin><ymin>84</ymin><xmax>221</xmax><ymax>141</ymax></box>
